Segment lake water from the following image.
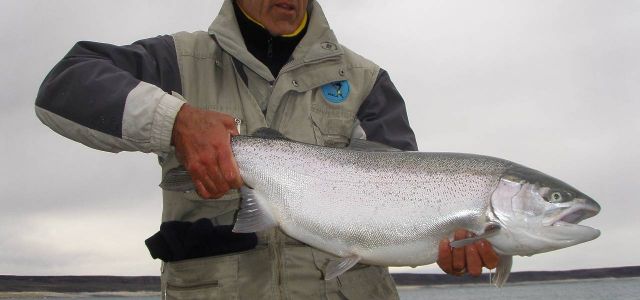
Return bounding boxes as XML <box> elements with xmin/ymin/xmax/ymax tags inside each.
<box><xmin>4</xmin><ymin>277</ymin><xmax>639</xmax><ymax>300</ymax></box>
<box><xmin>397</xmin><ymin>277</ymin><xmax>640</xmax><ymax>300</ymax></box>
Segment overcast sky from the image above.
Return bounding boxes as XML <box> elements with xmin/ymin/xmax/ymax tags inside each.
<box><xmin>0</xmin><ymin>0</ymin><xmax>638</xmax><ymax>276</ymax></box>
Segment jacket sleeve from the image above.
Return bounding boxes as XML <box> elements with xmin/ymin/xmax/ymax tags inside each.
<box><xmin>35</xmin><ymin>35</ymin><xmax>184</xmax><ymax>155</ymax></box>
<box><xmin>356</xmin><ymin>69</ymin><xmax>418</xmax><ymax>151</ymax></box>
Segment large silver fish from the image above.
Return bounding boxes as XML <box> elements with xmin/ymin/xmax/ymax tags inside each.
<box><xmin>162</xmin><ymin>128</ymin><xmax>601</xmax><ymax>286</ymax></box>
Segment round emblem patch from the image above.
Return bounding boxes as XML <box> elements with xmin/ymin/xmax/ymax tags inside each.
<box><xmin>321</xmin><ymin>80</ymin><xmax>350</xmax><ymax>104</ymax></box>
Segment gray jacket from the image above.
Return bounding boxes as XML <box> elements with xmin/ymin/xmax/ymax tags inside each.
<box><xmin>35</xmin><ymin>1</ymin><xmax>417</xmax><ymax>299</ymax></box>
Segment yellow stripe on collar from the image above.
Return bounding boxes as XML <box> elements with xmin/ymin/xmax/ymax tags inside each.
<box><xmin>282</xmin><ymin>12</ymin><xmax>307</xmax><ymax>37</ymax></box>
<box><xmin>238</xmin><ymin>4</ymin><xmax>308</xmax><ymax>37</ymax></box>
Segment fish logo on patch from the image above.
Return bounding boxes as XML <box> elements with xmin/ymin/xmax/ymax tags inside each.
<box><xmin>322</xmin><ymin>80</ymin><xmax>350</xmax><ymax>104</ymax></box>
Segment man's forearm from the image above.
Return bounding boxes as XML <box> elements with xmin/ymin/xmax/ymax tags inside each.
<box><xmin>35</xmin><ymin>36</ymin><xmax>183</xmax><ymax>154</ymax></box>
<box><xmin>357</xmin><ymin>69</ymin><xmax>418</xmax><ymax>151</ymax></box>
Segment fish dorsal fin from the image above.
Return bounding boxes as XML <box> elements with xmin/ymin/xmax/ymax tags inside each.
<box><xmin>450</xmin><ymin>222</ymin><xmax>502</xmax><ymax>248</ymax></box>
<box><xmin>347</xmin><ymin>138</ymin><xmax>402</xmax><ymax>152</ymax></box>
<box><xmin>233</xmin><ymin>186</ymin><xmax>278</xmax><ymax>233</ymax></box>
<box><xmin>492</xmin><ymin>255</ymin><xmax>513</xmax><ymax>287</ymax></box>
<box><xmin>251</xmin><ymin>127</ymin><xmax>289</xmax><ymax>140</ymax></box>
<box><xmin>325</xmin><ymin>254</ymin><xmax>362</xmax><ymax>280</ymax></box>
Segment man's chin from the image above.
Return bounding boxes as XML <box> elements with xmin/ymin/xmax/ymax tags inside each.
<box><xmin>266</xmin><ymin>22</ymin><xmax>299</xmax><ymax>36</ymax></box>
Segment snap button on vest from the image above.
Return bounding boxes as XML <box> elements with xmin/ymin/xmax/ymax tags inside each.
<box><xmin>292</xmin><ymin>80</ymin><xmax>299</xmax><ymax>87</ymax></box>
<box><xmin>321</xmin><ymin>42</ymin><xmax>337</xmax><ymax>51</ymax></box>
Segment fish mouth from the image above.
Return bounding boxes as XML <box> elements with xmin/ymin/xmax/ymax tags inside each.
<box><xmin>545</xmin><ymin>198</ymin><xmax>601</xmax><ymax>227</ymax></box>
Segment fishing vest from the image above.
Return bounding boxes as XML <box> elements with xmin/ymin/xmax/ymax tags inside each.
<box><xmin>158</xmin><ymin>1</ymin><xmax>399</xmax><ymax>299</ymax></box>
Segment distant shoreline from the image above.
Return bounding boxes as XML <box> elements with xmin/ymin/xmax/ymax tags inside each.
<box><xmin>0</xmin><ymin>291</ymin><xmax>160</xmax><ymax>299</ymax></box>
<box><xmin>391</xmin><ymin>265</ymin><xmax>640</xmax><ymax>286</ymax></box>
<box><xmin>1</xmin><ymin>266</ymin><xmax>638</xmax><ymax>295</ymax></box>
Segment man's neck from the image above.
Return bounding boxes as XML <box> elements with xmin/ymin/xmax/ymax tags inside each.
<box><xmin>233</xmin><ymin>1</ymin><xmax>309</xmax><ymax>77</ymax></box>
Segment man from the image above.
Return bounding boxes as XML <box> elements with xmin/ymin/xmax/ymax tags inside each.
<box><xmin>35</xmin><ymin>0</ymin><xmax>498</xmax><ymax>299</ymax></box>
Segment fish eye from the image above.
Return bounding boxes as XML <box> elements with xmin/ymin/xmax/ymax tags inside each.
<box><xmin>551</xmin><ymin>192</ymin><xmax>563</xmax><ymax>202</ymax></box>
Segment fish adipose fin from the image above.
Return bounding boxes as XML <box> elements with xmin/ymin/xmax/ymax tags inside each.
<box><xmin>159</xmin><ymin>166</ymin><xmax>194</xmax><ymax>192</ymax></box>
<box><xmin>347</xmin><ymin>138</ymin><xmax>402</xmax><ymax>152</ymax></box>
<box><xmin>325</xmin><ymin>255</ymin><xmax>361</xmax><ymax>280</ymax></box>
<box><xmin>492</xmin><ymin>255</ymin><xmax>513</xmax><ymax>287</ymax></box>
<box><xmin>233</xmin><ymin>186</ymin><xmax>278</xmax><ymax>233</ymax></box>
<box><xmin>450</xmin><ymin>222</ymin><xmax>502</xmax><ymax>248</ymax></box>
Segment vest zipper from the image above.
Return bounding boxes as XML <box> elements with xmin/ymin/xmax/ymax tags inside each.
<box><xmin>267</xmin><ymin>37</ymin><xmax>273</xmax><ymax>58</ymax></box>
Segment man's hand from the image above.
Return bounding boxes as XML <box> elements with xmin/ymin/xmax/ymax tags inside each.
<box><xmin>172</xmin><ymin>104</ymin><xmax>243</xmax><ymax>199</ymax></box>
<box><xmin>437</xmin><ymin>229</ymin><xmax>499</xmax><ymax>277</ymax></box>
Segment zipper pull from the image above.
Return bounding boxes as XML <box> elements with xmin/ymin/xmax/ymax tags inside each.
<box><xmin>234</xmin><ymin>118</ymin><xmax>242</xmax><ymax>135</ymax></box>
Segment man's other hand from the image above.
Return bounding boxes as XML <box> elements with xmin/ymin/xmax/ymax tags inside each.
<box><xmin>437</xmin><ymin>229</ymin><xmax>499</xmax><ymax>277</ymax></box>
<box><xmin>172</xmin><ymin>104</ymin><xmax>243</xmax><ymax>199</ymax></box>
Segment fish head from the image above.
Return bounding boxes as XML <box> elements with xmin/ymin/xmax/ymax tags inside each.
<box><xmin>487</xmin><ymin>165</ymin><xmax>601</xmax><ymax>256</ymax></box>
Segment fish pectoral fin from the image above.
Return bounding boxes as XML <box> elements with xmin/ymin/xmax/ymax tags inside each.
<box><xmin>232</xmin><ymin>186</ymin><xmax>278</xmax><ymax>233</ymax></box>
<box><xmin>450</xmin><ymin>222</ymin><xmax>502</xmax><ymax>248</ymax></box>
<box><xmin>324</xmin><ymin>254</ymin><xmax>361</xmax><ymax>280</ymax></box>
<box><xmin>159</xmin><ymin>166</ymin><xmax>195</xmax><ymax>192</ymax></box>
<box><xmin>492</xmin><ymin>255</ymin><xmax>513</xmax><ymax>288</ymax></box>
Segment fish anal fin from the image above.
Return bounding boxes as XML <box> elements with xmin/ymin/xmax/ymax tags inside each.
<box><xmin>492</xmin><ymin>255</ymin><xmax>513</xmax><ymax>288</ymax></box>
<box><xmin>232</xmin><ymin>186</ymin><xmax>278</xmax><ymax>233</ymax></box>
<box><xmin>450</xmin><ymin>222</ymin><xmax>502</xmax><ymax>248</ymax></box>
<box><xmin>324</xmin><ymin>255</ymin><xmax>361</xmax><ymax>280</ymax></box>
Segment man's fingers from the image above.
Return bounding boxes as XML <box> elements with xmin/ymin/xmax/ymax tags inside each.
<box><xmin>172</xmin><ymin>105</ymin><xmax>244</xmax><ymax>199</ymax></box>
<box><xmin>465</xmin><ymin>243</ymin><xmax>483</xmax><ymax>277</ymax></box>
<box><xmin>217</xmin><ymin>142</ymin><xmax>243</xmax><ymax>189</ymax></box>
<box><xmin>206</xmin><ymin>162</ymin><xmax>230</xmax><ymax>199</ymax></box>
<box><xmin>194</xmin><ymin>180</ymin><xmax>211</xmax><ymax>199</ymax></box>
<box><xmin>228</xmin><ymin>122</ymin><xmax>240</xmax><ymax>136</ymax></box>
<box><xmin>187</xmin><ymin>163</ymin><xmax>214</xmax><ymax>198</ymax></box>
<box><xmin>476</xmin><ymin>239</ymin><xmax>499</xmax><ymax>269</ymax></box>
<box><xmin>439</xmin><ymin>230</ymin><xmax>500</xmax><ymax>277</ymax></box>
<box><xmin>451</xmin><ymin>229</ymin><xmax>467</xmax><ymax>274</ymax></box>
<box><xmin>219</xmin><ymin>115</ymin><xmax>239</xmax><ymax>135</ymax></box>
<box><xmin>437</xmin><ymin>239</ymin><xmax>453</xmax><ymax>275</ymax></box>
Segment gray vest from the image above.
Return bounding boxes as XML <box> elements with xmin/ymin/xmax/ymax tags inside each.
<box><xmin>160</xmin><ymin>1</ymin><xmax>399</xmax><ymax>299</ymax></box>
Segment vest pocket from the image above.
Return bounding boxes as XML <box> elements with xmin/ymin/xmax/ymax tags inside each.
<box><xmin>164</xmin><ymin>254</ymin><xmax>238</xmax><ymax>299</ymax></box>
<box><xmin>335</xmin><ymin>265</ymin><xmax>400</xmax><ymax>300</ymax></box>
<box><xmin>310</xmin><ymin>248</ymin><xmax>399</xmax><ymax>300</ymax></box>
<box><xmin>310</xmin><ymin>108</ymin><xmax>353</xmax><ymax>148</ymax></box>
<box><xmin>165</xmin><ymin>281</ymin><xmax>220</xmax><ymax>299</ymax></box>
